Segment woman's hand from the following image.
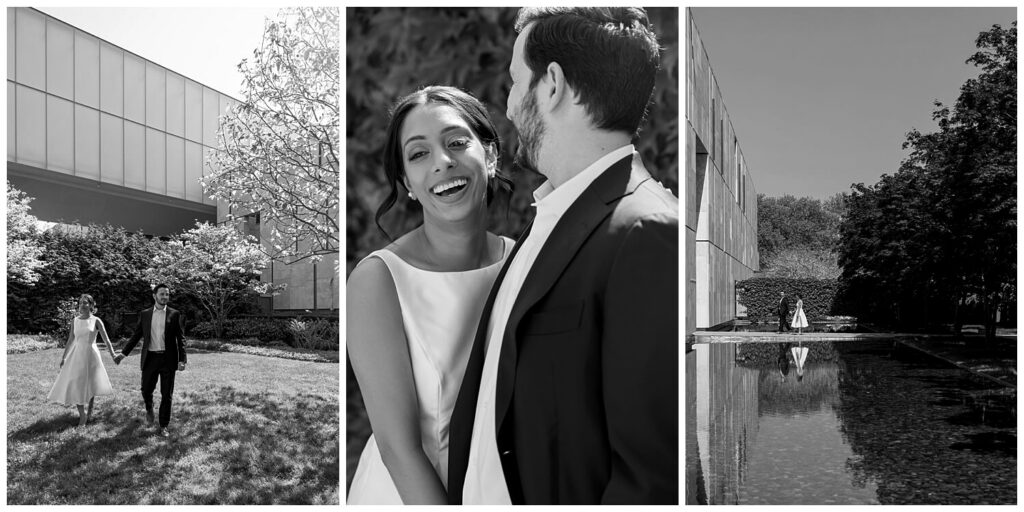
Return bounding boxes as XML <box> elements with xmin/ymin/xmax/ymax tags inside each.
<box><xmin>59</xmin><ymin>359</ymin><xmax>65</xmax><ymax>369</ymax></box>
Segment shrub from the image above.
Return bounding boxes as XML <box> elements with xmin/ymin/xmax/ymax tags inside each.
<box><xmin>287</xmin><ymin>318</ymin><xmax>339</xmax><ymax>351</ymax></box>
<box><xmin>737</xmin><ymin>277</ymin><xmax>841</xmax><ymax>323</ymax></box>
<box><xmin>191</xmin><ymin>318</ymin><xmax>289</xmax><ymax>343</ymax></box>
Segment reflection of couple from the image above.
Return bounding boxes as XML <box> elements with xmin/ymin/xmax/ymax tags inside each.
<box><xmin>348</xmin><ymin>7</ymin><xmax>678</xmax><ymax>505</ymax></box>
<box><xmin>778</xmin><ymin>342</ymin><xmax>810</xmax><ymax>382</ymax></box>
<box><xmin>47</xmin><ymin>285</ymin><xmax>187</xmax><ymax>437</ymax></box>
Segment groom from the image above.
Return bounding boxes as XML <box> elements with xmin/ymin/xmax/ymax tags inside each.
<box><xmin>449</xmin><ymin>7</ymin><xmax>678</xmax><ymax>505</ymax></box>
<box><xmin>114</xmin><ymin>283</ymin><xmax>188</xmax><ymax>437</ymax></box>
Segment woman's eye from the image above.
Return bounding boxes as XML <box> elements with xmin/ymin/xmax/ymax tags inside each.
<box><xmin>449</xmin><ymin>138</ymin><xmax>470</xmax><ymax>149</ymax></box>
<box><xmin>408</xmin><ymin>150</ymin><xmax>427</xmax><ymax>161</ymax></box>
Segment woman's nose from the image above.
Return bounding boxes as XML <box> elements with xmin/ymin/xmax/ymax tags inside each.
<box><xmin>434</xmin><ymin>150</ymin><xmax>457</xmax><ymax>172</ymax></box>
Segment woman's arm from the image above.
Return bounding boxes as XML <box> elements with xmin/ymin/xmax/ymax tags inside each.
<box><xmin>59</xmin><ymin>321</ymin><xmax>74</xmax><ymax>367</ymax></box>
<box><xmin>347</xmin><ymin>258</ymin><xmax>448</xmax><ymax>505</ymax></box>
<box><xmin>96</xmin><ymin>318</ymin><xmax>116</xmax><ymax>358</ymax></box>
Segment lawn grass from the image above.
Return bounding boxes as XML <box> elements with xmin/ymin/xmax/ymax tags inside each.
<box><xmin>8</xmin><ymin>346</ymin><xmax>340</xmax><ymax>505</ymax></box>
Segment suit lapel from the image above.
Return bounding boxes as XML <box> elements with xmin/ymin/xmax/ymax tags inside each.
<box><xmin>494</xmin><ymin>155</ymin><xmax>653</xmax><ymax>430</ymax></box>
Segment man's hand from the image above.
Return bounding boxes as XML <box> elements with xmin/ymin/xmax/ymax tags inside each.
<box><xmin>113</xmin><ymin>353</ymin><xmax>125</xmax><ymax>365</ymax></box>
<box><xmin>177</xmin><ymin>362</ymin><xmax>186</xmax><ymax>371</ymax></box>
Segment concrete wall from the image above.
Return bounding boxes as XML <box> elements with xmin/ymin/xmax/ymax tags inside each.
<box><xmin>686</xmin><ymin>8</ymin><xmax>759</xmax><ymax>333</ymax></box>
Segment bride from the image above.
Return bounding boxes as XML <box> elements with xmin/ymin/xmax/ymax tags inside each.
<box><xmin>347</xmin><ymin>86</ymin><xmax>514</xmax><ymax>504</ymax></box>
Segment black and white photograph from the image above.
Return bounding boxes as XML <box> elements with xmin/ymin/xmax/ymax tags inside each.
<box><xmin>684</xmin><ymin>7</ymin><xmax>1016</xmax><ymax>505</ymax></box>
<box><xmin>346</xmin><ymin>7</ymin><xmax>679</xmax><ymax>505</ymax></box>
<box><xmin>6</xmin><ymin>7</ymin><xmax>340</xmax><ymax>504</ymax></box>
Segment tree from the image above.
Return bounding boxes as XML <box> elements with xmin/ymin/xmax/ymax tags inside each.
<box><xmin>204</xmin><ymin>7</ymin><xmax>340</xmax><ymax>263</ymax></box>
<box><xmin>838</xmin><ymin>22</ymin><xmax>1016</xmax><ymax>338</ymax></box>
<box><xmin>757</xmin><ymin>193</ymin><xmax>844</xmax><ymax>275</ymax></box>
<box><xmin>7</xmin><ymin>182</ymin><xmax>46</xmax><ymax>286</ymax></box>
<box><xmin>145</xmin><ymin>222</ymin><xmax>283</xmax><ymax>339</ymax></box>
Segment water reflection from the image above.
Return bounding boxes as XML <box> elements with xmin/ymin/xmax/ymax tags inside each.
<box><xmin>686</xmin><ymin>340</ymin><xmax>1017</xmax><ymax>505</ymax></box>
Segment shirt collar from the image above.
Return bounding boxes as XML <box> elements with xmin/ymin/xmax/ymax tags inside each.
<box><xmin>154</xmin><ymin>305</ymin><xmax>167</xmax><ymax>312</ymax></box>
<box><xmin>532</xmin><ymin>144</ymin><xmax>634</xmax><ymax>211</ymax></box>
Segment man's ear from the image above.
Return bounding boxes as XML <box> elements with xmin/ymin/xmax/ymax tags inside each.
<box><xmin>538</xmin><ymin>61</ymin><xmax>571</xmax><ymax>113</ymax></box>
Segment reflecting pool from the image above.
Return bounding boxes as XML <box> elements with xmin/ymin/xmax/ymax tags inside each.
<box><xmin>685</xmin><ymin>340</ymin><xmax>1016</xmax><ymax>505</ymax></box>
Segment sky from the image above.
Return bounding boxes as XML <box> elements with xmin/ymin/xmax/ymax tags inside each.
<box><xmin>39</xmin><ymin>7</ymin><xmax>282</xmax><ymax>99</ymax></box>
<box><xmin>689</xmin><ymin>7</ymin><xmax>1016</xmax><ymax>199</ymax></box>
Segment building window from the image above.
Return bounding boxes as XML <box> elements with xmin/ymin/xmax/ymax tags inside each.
<box><xmin>241</xmin><ymin>212</ymin><xmax>260</xmax><ymax>242</ymax></box>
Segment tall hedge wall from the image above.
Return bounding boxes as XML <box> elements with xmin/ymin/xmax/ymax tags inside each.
<box><xmin>737</xmin><ymin>277</ymin><xmax>840</xmax><ymax>324</ymax></box>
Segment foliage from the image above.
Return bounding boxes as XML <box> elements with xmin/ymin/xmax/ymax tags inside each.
<box><xmin>736</xmin><ymin>277</ymin><xmax>840</xmax><ymax>323</ymax></box>
<box><xmin>757</xmin><ymin>193</ymin><xmax>845</xmax><ymax>273</ymax></box>
<box><xmin>345</xmin><ymin>7</ymin><xmax>679</xmax><ymax>274</ymax></box>
<box><xmin>191</xmin><ymin>318</ymin><xmax>290</xmax><ymax>343</ymax></box>
<box><xmin>146</xmin><ymin>222</ymin><xmax>283</xmax><ymax>340</ymax></box>
<box><xmin>7</xmin><ymin>224</ymin><xmax>171</xmax><ymax>338</ymax></box>
<box><xmin>7</xmin><ymin>349</ymin><xmax>340</xmax><ymax>504</ymax></box>
<box><xmin>838</xmin><ymin>22</ymin><xmax>1016</xmax><ymax>339</ymax></box>
<box><xmin>187</xmin><ymin>339</ymin><xmax>339</xmax><ymax>363</ymax></box>
<box><xmin>6</xmin><ymin>334</ymin><xmax>59</xmax><ymax>355</ymax></box>
<box><xmin>762</xmin><ymin>248</ymin><xmax>841</xmax><ymax>280</ymax></box>
<box><xmin>205</xmin><ymin>7</ymin><xmax>340</xmax><ymax>263</ymax></box>
<box><xmin>287</xmin><ymin>318</ymin><xmax>339</xmax><ymax>351</ymax></box>
<box><xmin>7</xmin><ymin>182</ymin><xmax>46</xmax><ymax>286</ymax></box>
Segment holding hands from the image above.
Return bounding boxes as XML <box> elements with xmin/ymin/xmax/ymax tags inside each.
<box><xmin>113</xmin><ymin>353</ymin><xmax>125</xmax><ymax>365</ymax></box>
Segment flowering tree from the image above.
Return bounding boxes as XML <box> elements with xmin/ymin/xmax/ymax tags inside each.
<box><xmin>146</xmin><ymin>222</ymin><xmax>283</xmax><ymax>339</ymax></box>
<box><xmin>7</xmin><ymin>181</ymin><xmax>46</xmax><ymax>285</ymax></box>
<box><xmin>204</xmin><ymin>7</ymin><xmax>339</xmax><ymax>263</ymax></box>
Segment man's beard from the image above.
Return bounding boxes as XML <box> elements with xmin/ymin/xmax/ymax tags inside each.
<box><xmin>511</xmin><ymin>90</ymin><xmax>545</xmax><ymax>175</ymax></box>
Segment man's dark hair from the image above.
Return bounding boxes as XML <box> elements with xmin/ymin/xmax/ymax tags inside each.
<box><xmin>515</xmin><ymin>7</ymin><xmax>661</xmax><ymax>137</ymax></box>
<box><xmin>152</xmin><ymin>283</ymin><xmax>170</xmax><ymax>295</ymax></box>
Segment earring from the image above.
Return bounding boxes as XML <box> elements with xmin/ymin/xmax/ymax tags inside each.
<box><xmin>407</xmin><ymin>191</ymin><xmax>417</xmax><ymax>201</ymax></box>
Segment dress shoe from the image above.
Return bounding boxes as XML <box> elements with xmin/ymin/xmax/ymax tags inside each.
<box><xmin>160</xmin><ymin>428</ymin><xmax>170</xmax><ymax>437</ymax></box>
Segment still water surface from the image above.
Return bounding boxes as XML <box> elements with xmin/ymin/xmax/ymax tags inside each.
<box><xmin>686</xmin><ymin>340</ymin><xmax>1015</xmax><ymax>505</ymax></box>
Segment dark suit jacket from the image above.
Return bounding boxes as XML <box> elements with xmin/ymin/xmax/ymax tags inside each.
<box><xmin>448</xmin><ymin>154</ymin><xmax>678</xmax><ymax>505</ymax></box>
<box><xmin>778</xmin><ymin>297</ymin><xmax>790</xmax><ymax>317</ymax></box>
<box><xmin>122</xmin><ymin>306</ymin><xmax>187</xmax><ymax>369</ymax></box>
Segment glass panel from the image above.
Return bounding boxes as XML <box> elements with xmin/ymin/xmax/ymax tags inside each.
<box><xmin>100</xmin><ymin>112</ymin><xmax>123</xmax><ymax>185</ymax></box>
<box><xmin>166</xmin><ymin>72</ymin><xmax>185</xmax><ymax>137</ymax></box>
<box><xmin>185</xmin><ymin>79</ymin><xmax>202</xmax><ymax>143</ymax></box>
<box><xmin>99</xmin><ymin>42</ymin><xmax>123</xmax><ymax>116</ymax></box>
<box><xmin>7</xmin><ymin>83</ymin><xmax>15</xmax><ymax>160</ymax></box>
<box><xmin>7</xmin><ymin>8</ymin><xmax>15</xmax><ymax>81</ymax></box>
<box><xmin>185</xmin><ymin>140</ymin><xmax>203</xmax><ymax>202</ymax></box>
<box><xmin>203</xmin><ymin>147</ymin><xmax>218</xmax><ymax>206</ymax></box>
<box><xmin>123</xmin><ymin>54</ymin><xmax>145</xmax><ymax>124</ymax></box>
<box><xmin>202</xmin><ymin>87</ymin><xmax>219</xmax><ymax>147</ymax></box>
<box><xmin>46</xmin><ymin>95</ymin><xmax>74</xmax><ymax>173</ymax></box>
<box><xmin>145</xmin><ymin>63</ymin><xmax>165</xmax><ymax>130</ymax></box>
<box><xmin>74</xmin><ymin>32</ymin><xmax>100</xmax><ymax>109</ymax></box>
<box><xmin>75</xmin><ymin>105</ymin><xmax>100</xmax><ymax>179</ymax></box>
<box><xmin>45</xmin><ymin>20</ymin><xmax>74</xmax><ymax>100</ymax></box>
<box><xmin>146</xmin><ymin>127</ymin><xmax>166</xmax><ymax>195</ymax></box>
<box><xmin>124</xmin><ymin>121</ymin><xmax>145</xmax><ymax>190</ymax></box>
<box><xmin>15</xmin><ymin>85</ymin><xmax>46</xmax><ymax>166</ymax></box>
<box><xmin>15</xmin><ymin>8</ymin><xmax>45</xmax><ymax>89</ymax></box>
<box><xmin>166</xmin><ymin>134</ymin><xmax>185</xmax><ymax>199</ymax></box>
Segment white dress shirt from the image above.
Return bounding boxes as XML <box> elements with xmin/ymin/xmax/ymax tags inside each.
<box><xmin>461</xmin><ymin>144</ymin><xmax>635</xmax><ymax>504</ymax></box>
<box><xmin>150</xmin><ymin>305</ymin><xmax>167</xmax><ymax>352</ymax></box>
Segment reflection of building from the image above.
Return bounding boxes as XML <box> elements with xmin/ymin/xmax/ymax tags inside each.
<box><xmin>685</xmin><ymin>8</ymin><xmax>759</xmax><ymax>334</ymax></box>
<box><xmin>7</xmin><ymin>7</ymin><xmax>335</xmax><ymax>314</ymax></box>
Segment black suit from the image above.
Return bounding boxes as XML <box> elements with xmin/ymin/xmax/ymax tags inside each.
<box><xmin>448</xmin><ymin>154</ymin><xmax>678</xmax><ymax>504</ymax></box>
<box><xmin>122</xmin><ymin>306</ymin><xmax>187</xmax><ymax>427</ymax></box>
<box><xmin>778</xmin><ymin>297</ymin><xmax>791</xmax><ymax>332</ymax></box>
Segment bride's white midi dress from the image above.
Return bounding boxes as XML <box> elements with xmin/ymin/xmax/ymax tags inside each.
<box><xmin>347</xmin><ymin>239</ymin><xmax>512</xmax><ymax>504</ymax></box>
<box><xmin>47</xmin><ymin>316</ymin><xmax>113</xmax><ymax>405</ymax></box>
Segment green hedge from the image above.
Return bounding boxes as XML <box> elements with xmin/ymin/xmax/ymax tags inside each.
<box><xmin>737</xmin><ymin>277</ymin><xmax>840</xmax><ymax>324</ymax></box>
<box><xmin>191</xmin><ymin>318</ymin><xmax>291</xmax><ymax>342</ymax></box>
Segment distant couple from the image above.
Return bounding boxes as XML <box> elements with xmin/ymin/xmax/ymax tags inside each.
<box><xmin>777</xmin><ymin>291</ymin><xmax>809</xmax><ymax>334</ymax></box>
<box><xmin>47</xmin><ymin>284</ymin><xmax>187</xmax><ymax>438</ymax></box>
<box><xmin>347</xmin><ymin>7</ymin><xmax>678</xmax><ymax>505</ymax></box>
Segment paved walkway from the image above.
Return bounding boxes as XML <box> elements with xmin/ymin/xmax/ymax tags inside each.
<box><xmin>692</xmin><ymin>331</ymin><xmax>897</xmax><ymax>343</ymax></box>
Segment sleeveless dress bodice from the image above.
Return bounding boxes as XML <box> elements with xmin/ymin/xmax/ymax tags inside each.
<box><xmin>347</xmin><ymin>237</ymin><xmax>513</xmax><ymax>504</ymax></box>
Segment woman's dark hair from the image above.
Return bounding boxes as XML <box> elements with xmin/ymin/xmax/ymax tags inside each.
<box><xmin>78</xmin><ymin>294</ymin><xmax>96</xmax><ymax>313</ymax></box>
<box><xmin>375</xmin><ymin>85</ymin><xmax>514</xmax><ymax>240</ymax></box>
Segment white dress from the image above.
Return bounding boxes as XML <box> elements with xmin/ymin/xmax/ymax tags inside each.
<box><xmin>47</xmin><ymin>316</ymin><xmax>113</xmax><ymax>405</ymax></box>
<box><xmin>347</xmin><ymin>238</ymin><xmax>513</xmax><ymax>504</ymax></box>
<box><xmin>791</xmin><ymin>299</ymin><xmax>809</xmax><ymax>329</ymax></box>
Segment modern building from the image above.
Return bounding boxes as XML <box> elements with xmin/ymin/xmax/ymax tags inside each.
<box><xmin>685</xmin><ymin>8</ymin><xmax>759</xmax><ymax>336</ymax></box>
<box><xmin>7</xmin><ymin>7</ymin><xmax>336</xmax><ymax>315</ymax></box>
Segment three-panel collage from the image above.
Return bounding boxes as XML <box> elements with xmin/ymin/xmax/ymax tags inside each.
<box><xmin>3</xmin><ymin>5</ymin><xmax>1016</xmax><ymax>506</ymax></box>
